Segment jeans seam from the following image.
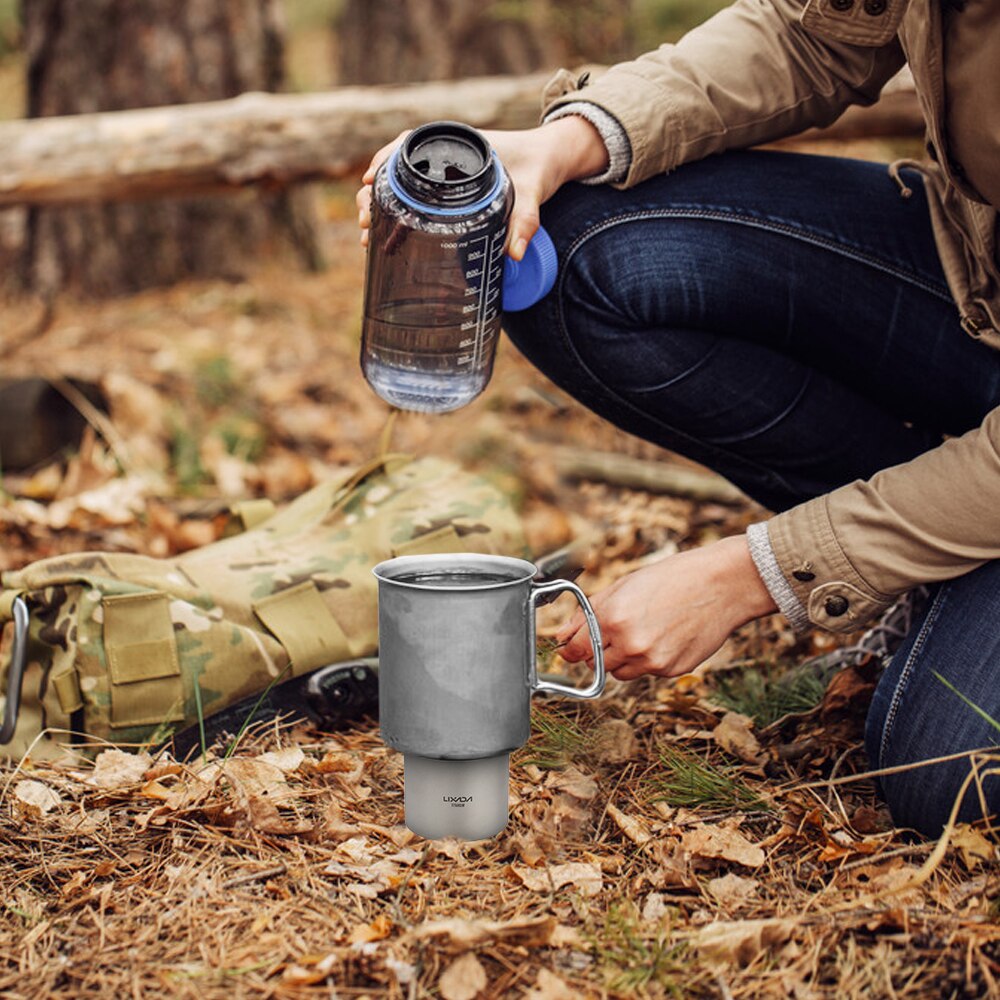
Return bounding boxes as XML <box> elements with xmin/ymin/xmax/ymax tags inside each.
<box><xmin>629</xmin><ymin>338</ymin><xmax>723</xmax><ymax>394</ymax></box>
<box><xmin>554</xmin><ymin>271</ymin><xmax>798</xmax><ymax>499</ymax></box>
<box><xmin>562</xmin><ymin>207</ymin><xmax>955</xmax><ymax>305</ymax></box>
<box><xmin>702</xmin><ymin>369</ymin><xmax>814</xmax><ymax>446</ymax></box>
<box><xmin>877</xmin><ymin>584</ymin><xmax>949</xmax><ymax>768</ymax></box>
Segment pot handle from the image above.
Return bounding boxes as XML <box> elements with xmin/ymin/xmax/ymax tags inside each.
<box><xmin>527</xmin><ymin>580</ymin><xmax>605</xmax><ymax>700</ymax></box>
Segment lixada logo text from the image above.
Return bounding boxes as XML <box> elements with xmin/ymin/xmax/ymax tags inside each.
<box><xmin>443</xmin><ymin>795</ymin><xmax>473</xmax><ymax>807</ymax></box>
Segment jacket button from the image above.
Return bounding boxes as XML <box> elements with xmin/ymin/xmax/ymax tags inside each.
<box><xmin>824</xmin><ymin>595</ymin><xmax>849</xmax><ymax>617</ymax></box>
<box><xmin>830</xmin><ymin>0</ymin><xmax>854</xmax><ymax>9</ymax></box>
<box><xmin>864</xmin><ymin>0</ymin><xmax>886</xmax><ymax>13</ymax></box>
<box><xmin>793</xmin><ymin>570</ymin><xmax>816</xmax><ymax>582</ymax></box>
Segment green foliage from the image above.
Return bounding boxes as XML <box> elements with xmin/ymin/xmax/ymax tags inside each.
<box><xmin>216</xmin><ymin>414</ymin><xmax>266</xmax><ymax>463</ymax></box>
<box><xmin>517</xmin><ymin>704</ymin><xmax>594</xmax><ymax>770</ymax></box>
<box><xmin>169</xmin><ymin>353</ymin><xmax>266</xmax><ymax>493</ymax></box>
<box><xmin>285</xmin><ymin>0</ymin><xmax>344</xmax><ymax>32</ymax></box>
<box><xmin>649</xmin><ymin>745</ymin><xmax>770</xmax><ymax>813</ymax></box>
<box><xmin>194</xmin><ymin>354</ymin><xmax>239</xmax><ymax>408</ymax></box>
<box><xmin>170</xmin><ymin>418</ymin><xmax>210</xmax><ymax>493</ymax></box>
<box><xmin>589</xmin><ymin>899</ymin><xmax>690</xmax><ymax>994</ymax></box>
<box><xmin>633</xmin><ymin>0</ymin><xmax>732</xmax><ymax>45</ymax></box>
<box><xmin>711</xmin><ymin>659</ymin><xmax>835</xmax><ymax>728</ymax></box>
<box><xmin>933</xmin><ymin>672</ymin><xmax>1000</xmax><ymax>735</ymax></box>
<box><xmin>0</xmin><ymin>0</ymin><xmax>18</xmax><ymax>58</ymax></box>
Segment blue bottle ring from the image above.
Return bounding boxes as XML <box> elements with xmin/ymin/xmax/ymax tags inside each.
<box><xmin>386</xmin><ymin>149</ymin><xmax>505</xmax><ymax>216</ymax></box>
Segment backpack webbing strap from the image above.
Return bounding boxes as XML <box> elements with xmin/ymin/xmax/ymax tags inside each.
<box><xmin>103</xmin><ymin>592</ymin><xmax>185</xmax><ymax>729</ymax></box>
<box><xmin>231</xmin><ymin>498</ymin><xmax>277</xmax><ymax>532</ymax></box>
<box><xmin>253</xmin><ymin>581</ymin><xmax>352</xmax><ymax>674</ymax></box>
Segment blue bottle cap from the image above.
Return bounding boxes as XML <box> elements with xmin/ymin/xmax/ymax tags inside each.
<box><xmin>502</xmin><ymin>227</ymin><xmax>558</xmax><ymax>312</ymax></box>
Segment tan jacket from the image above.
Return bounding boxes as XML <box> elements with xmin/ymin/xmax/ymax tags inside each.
<box><xmin>542</xmin><ymin>0</ymin><xmax>1000</xmax><ymax>632</ymax></box>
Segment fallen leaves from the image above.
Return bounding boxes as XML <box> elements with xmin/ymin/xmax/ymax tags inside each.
<box><xmin>88</xmin><ymin>749</ymin><xmax>152</xmax><ymax>789</ymax></box>
<box><xmin>605</xmin><ymin>802</ymin><xmax>652</xmax><ymax>846</ymax></box>
<box><xmin>707</xmin><ymin>872</ymin><xmax>760</xmax><ymax>905</ymax></box>
<box><xmin>511</xmin><ymin>861</ymin><xmax>603</xmax><ymax>897</ymax></box>
<box><xmin>681</xmin><ymin>824</ymin><xmax>766</xmax><ymax>868</ymax></box>
<box><xmin>523</xmin><ymin>968</ymin><xmax>581</xmax><ymax>1000</ymax></box>
<box><xmin>348</xmin><ymin>913</ymin><xmax>393</xmax><ymax>945</ymax></box>
<box><xmin>712</xmin><ymin>711</ymin><xmax>764</xmax><ymax>765</ymax></box>
<box><xmin>438</xmin><ymin>952</ymin><xmax>487</xmax><ymax>1000</ymax></box>
<box><xmin>692</xmin><ymin>917</ymin><xmax>796</xmax><ymax>967</ymax></box>
<box><xmin>12</xmin><ymin>779</ymin><xmax>62</xmax><ymax>817</ymax></box>
<box><xmin>408</xmin><ymin>914</ymin><xmax>570</xmax><ymax>951</ymax></box>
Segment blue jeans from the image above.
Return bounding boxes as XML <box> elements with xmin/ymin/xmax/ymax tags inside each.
<box><xmin>503</xmin><ymin>150</ymin><xmax>1000</xmax><ymax>835</ymax></box>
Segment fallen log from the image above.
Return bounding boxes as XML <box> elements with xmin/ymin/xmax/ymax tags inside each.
<box><xmin>0</xmin><ymin>72</ymin><xmax>553</xmax><ymax>209</ymax></box>
<box><xmin>550</xmin><ymin>446</ymin><xmax>746</xmax><ymax>503</ymax></box>
<box><xmin>0</xmin><ymin>69</ymin><xmax>921</xmax><ymax>209</ymax></box>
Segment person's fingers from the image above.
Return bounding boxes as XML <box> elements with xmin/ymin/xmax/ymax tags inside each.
<box><xmin>506</xmin><ymin>179</ymin><xmax>542</xmax><ymax>261</ymax></box>
<box><xmin>363</xmin><ymin>130</ymin><xmax>409</xmax><ymax>184</ymax></box>
<box><xmin>555</xmin><ymin>608</ymin><xmax>587</xmax><ymax>660</ymax></box>
<box><xmin>356</xmin><ymin>185</ymin><xmax>372</xmax><ymax>228</ymax></box>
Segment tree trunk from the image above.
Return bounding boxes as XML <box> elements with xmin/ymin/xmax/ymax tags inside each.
<box><xmin>335</xmin><ymin>0</ymin><xmax>633</xmax><ymax>85</ymax></box>
<box><xmin>15</xmin><ymin>0</ymin><xmax>318</xmax><ymax>297</ymax></box>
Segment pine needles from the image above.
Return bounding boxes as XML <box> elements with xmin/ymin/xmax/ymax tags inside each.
<box><xmin>649</xmin><ymin>745</ymin><xmax>771</xmax><ymax>813</ymax></box>
<box><xmin>517</xmin><ymin>707</ymin><xmax>594</xmax><ymax>770</ymax></box>
<box><xmin>711</xmin><ymin>659</ymin><xmax>835</xmax><ymax>728</ymax></box>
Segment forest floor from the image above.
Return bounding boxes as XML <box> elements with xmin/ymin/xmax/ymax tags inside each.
<box><xmin>1</xmin><ymin>144</ymin><xmax>999</xmax><ymax>1000</ymax></box>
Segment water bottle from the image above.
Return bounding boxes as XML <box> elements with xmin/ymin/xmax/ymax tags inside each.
<box><xmin>360</xmin><ymin>121</ymin><xmax>558</xmax><ymax>413</ymax></box>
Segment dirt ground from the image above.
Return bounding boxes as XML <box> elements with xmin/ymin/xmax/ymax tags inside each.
<box><xmin>1</xmin><ymin>158</ymin><xmax>999</xmax><ymax>999</ymax></box>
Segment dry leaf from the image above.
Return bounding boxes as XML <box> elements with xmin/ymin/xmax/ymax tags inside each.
<box><xmin>242</xmin><ymin>794</ymin><xmax>313</xmax><ymax>835</ymax></box>
<box><xmin>547</xmin><ymin>766</ymin><xmax>599</xmax><ymax>801</ymax></box>
<box><xmin>606</xmin><ymin>803</ymin><xmax>652</xmax><ymax>846</ymax></box>
<box><xmin>712</xmin><ymin>712</ymin><xmax>763</xmax><ymax>764</ymax></box>
<box><xmin>439</xmin><ymin>952</ymin><xmax>487</xmax><ymax>1000</ymax></box>
<box><xmin>512</xmin><ymin>861</ymin><xmax>603</xmax><ymax>897</ymax></box>
<box><xmin>681</xmin><ymin>825</ymin><xmax>765</xmax><ymax>868</ymax></box>
<box><xmin>282</xmin><ymin>952</ymin><xmax>339</xmax><ymax>985</ymax></box>
<box><xmin>593</xmin><ymin>718</ymin><xmax>637</xmax><ymax>765</ymax></box>
<box><xmin>523</xmin><ymin>968</ymin><xmax>579</xmax><ymax>1000</ymax></box>
<box><xmin>13</xmin><ymin>779</ymin><xmax>62</xmax><ymax>817</ymax></box>
<box><xmin>221</xmin><ymin>757</ymin><xmax>311</xmax><ymax>834</ymax></box>
<box><xmin>951</xmin><ymin>824</ymin><xmax>996</xmax><ymax>869</ymax></box>
<box><xmin>693</xmin><ymin>918</ymin><xmax>795</xmax><ymax>967</ymax></box>
<box><xmin>348</xmin><ymin>913</ymin><xmax>393</xmax><ymax>945</ymax></box>
<box><xmin>223</xmin><ymin>757</ymin><xmax>290</xmax><ymax>799</ymax></box>
<box><xmin>642</xmin><ymin>892</ymin><xmax>671</xmax><ymax>923</ymax></box>
<box><xmin>646</xmin><ymin>839</ymin><xmax>698</xmax><ymax>890</ymax></box>
<box><xmin>707</xmin><ymin>873</ymin><xmax>759</xmax><ymax>904</ymax></box>
<box><xmin>89</xmin><ymin>749</ymin><xmax>152</xmax><ymax>789</ymax></box>
<box><xmin>409</xmin><ymin>915</ymin><xmax>559</xmax><ymax>950</ymax></box>
<box><xmin>508</xmin><ymin>832</ymin><xmax>549</xmax><ymax>867</ymax></box>
<box><xmin>820</xmin><ymin>664</ymin><xmax>876</xmax><ymax>721</ymax></box>
<box><xmin>257</xmin><ymin>747</ymin><xmax>305</xmax><ymax>773</ymax></box>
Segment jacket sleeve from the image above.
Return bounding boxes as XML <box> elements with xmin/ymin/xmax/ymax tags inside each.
<box><xmin>542</xmin><ymin>0</ymin><xmax>906</xmax><ymax>187</ymax></box>
<box><xmin>765</xmin><ymin>405</ymin><xmax>1000</xmax><ymax>632</ymax></box>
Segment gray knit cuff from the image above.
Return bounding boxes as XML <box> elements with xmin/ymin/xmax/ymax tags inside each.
<box><xmin>542</xmin><ymin>101</ymin><xmax>631</xmax><ymax>185</ymax></box>
<box><xmin>746</xmin><ymin>522</ymin><xmax>811</xmax><ymax>633</ymax></box>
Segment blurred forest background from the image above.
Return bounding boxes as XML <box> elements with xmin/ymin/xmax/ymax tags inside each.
<box><xmin>0</xmin><ymin>0</ymin><xmax>729</xmax><ymax>297</ymax></box>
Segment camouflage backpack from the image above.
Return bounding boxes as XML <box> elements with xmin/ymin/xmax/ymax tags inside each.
<box><xmin>0</xmin><ymin>455</ymin><xmax>525</xmax><ymax>761</ymax></box>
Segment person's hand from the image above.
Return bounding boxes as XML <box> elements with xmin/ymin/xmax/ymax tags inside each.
<box><xmin>355</xmin><ymin>116</ymin><xmax>609</xmax><ymax>258</ymax></box>
<box><xmin>557</xmin><ymin>535</ymin><xmax>778</xmax><ymax>682</ymax></box>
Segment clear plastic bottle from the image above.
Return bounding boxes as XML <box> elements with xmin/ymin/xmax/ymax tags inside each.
<box><xmin>360</xmin><ymin>121</ymin><xmax>556</xmax><ymax>413</ymax></box>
